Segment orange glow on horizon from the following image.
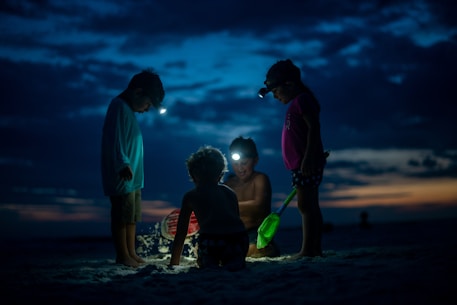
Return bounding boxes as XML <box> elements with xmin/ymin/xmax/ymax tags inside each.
<box><xmin>322</xmin><ymin>177</ymin><xmax>457</xmax><ymax>208</ymax></box>
<box><xmin>0</xmin><ymin>199</ymin><xmax>178</xmax><ymax>223</ymax></box>
<box><xmin>1</xmin><ymin>176</ymin><xmax>456</xmax><ymax>224</ymax></box>
<box><xmin>1</xmin><ymin>204</ymin><xmax>105</xmax><ymax>222</ymax></box>
<box><xmin>142</xmin><ymin>200</ymin><xmax>176</xmax><ymax>222</ymax></box>
<box><xmin>269</xmin><ymin>177</ymin><xmax>457</xmax><ymax>210</ymax></box>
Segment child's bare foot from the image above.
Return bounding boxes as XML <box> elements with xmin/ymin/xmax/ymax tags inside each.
<box><xmin>116</xmin><ymin>256</ymin><xmax>139</xmax><ymax>267</ymax></box>
<box><xmin>287</xmin><ymin>253</ymin><xmax>305</xmax><ymax>261</ymax></box>
<box><xmin>132</xmin><ymin>255</ymin><xmax>146</xmax><ymax>264</ymax></box>
<box><xmin>288</xmin><ymin>251</ymin><xmax>322</xmax><ymax>261</ymax></box>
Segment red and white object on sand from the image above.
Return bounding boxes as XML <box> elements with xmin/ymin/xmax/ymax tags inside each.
<box><xmin>161</xmin><ymin>208</ymin><xmax>200</xmax><ymax>240</ymax></box>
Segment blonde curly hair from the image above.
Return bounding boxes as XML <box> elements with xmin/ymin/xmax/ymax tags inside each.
<box><xmin>186</xmin><ymin>145</ymin><xmax>228</xmax><ymax>183</ymax></box>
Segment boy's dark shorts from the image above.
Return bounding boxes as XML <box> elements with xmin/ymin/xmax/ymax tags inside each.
<box><xmin>197</xmin><ymin>231</ymin><xmax>249</xmax><ymax>271</ymax></box>
<box><xmin>110</xmin><ymin>189</ymin><xmax>142</xmax><ymax>224</ymax></box>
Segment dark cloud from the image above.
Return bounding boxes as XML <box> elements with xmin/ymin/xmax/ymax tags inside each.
<box><xmin>0</xmin><ymin>0</ymin><xmax>50</xmax><ymax>18</ymax></box>
<box><xmin>428</xmin><ymin>0</ymin><xmax>457</xmax><ymax>26</ymax></box>
<box><xmin>1</xmin><ymin>0</ymin><xmax>457</xmax><ymax>233</ymax></box>
<box><xmin>407</xmin><ymin>151</ymin><xmax>457</xmax><ymax>178</ymax></box>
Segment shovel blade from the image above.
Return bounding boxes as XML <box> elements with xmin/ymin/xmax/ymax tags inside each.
<box><xmin>256</xmin><ymin>213</ymin><xmax>280</xmax><ymax>249</ymax></box>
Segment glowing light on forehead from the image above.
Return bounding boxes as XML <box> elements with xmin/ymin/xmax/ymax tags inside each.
<box><xmin>231</xmin><ymin>153</ymin><xmax>241</xmax><ymax>161</ymax></box>
<box><xmin>159</xmin><ymin>107</ymin><xmax>167</xmax><ymax>115</ymax></box>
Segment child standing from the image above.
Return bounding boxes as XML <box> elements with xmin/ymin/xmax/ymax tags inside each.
<box><xmin>258</xmin><ymin>59</ymin><xmax>328</xmax><ymax>258</ymax></box>
<box><xmin>101</xmin><ymin>69</ymin><xmax>165</xmax><ymax>267</ymax></box>
<box><xmin>169</xmin><ymin>146</ymin><xmax>248</xmax><ymax>271</ymax></box>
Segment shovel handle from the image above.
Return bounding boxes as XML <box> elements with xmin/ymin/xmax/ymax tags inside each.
<box><xmin>275</xmin><ymin>188</ymin><xmax>297</xmax><ymax>215</ymax></box>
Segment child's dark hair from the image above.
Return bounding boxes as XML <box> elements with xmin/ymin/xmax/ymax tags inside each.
<box><xmin>229</xmin><ymin>136</ymin><xmax>258</xmax><ymax>159</ymax></box>
<box><xmin>266</xmin><ymin>59</ymin><xmax>301</xmax><ymax>84</ymax></box>
<box><xmin>186</xmin><ymin>146</ymin><xmax>228</xmax><ymax>182</ymax></box>
<box><xmin>128</xmin><ymin>68</ymin><xmax>165</xmax><ymax>108</ymax></box>
<box><xmin>267</xmin><ymin>59</ymin><xmax>320</xmax><ymax>110</ymax></box>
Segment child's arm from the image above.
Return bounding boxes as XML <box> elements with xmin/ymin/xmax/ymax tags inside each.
<box><xmin>237</xmin><ymin>174</ymin><xmax>272</xmax><ymax>227</ymax></box>
<box><xmin>113</xmin><ymin>102</ymin><xmax>132</xmax><ymax>176</ymax></box>
<box><xmin>169</xmin><ymin>198</ymin><xmax>192</xmax><ymax>266</ymax></box>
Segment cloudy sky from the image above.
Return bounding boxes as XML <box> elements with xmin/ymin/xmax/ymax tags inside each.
<box><xmin>1</xmin><ymin>0</ymin><xmax>456</xmax><ymax>238</ymax></box>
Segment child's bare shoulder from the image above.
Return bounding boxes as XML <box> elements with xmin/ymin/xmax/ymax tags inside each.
<box><xmin>253</xmin><ymin>171</ymin><xmax>271</xmax><ymax>183</ymax></box>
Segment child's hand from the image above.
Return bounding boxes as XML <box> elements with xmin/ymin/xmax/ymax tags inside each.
<box><xmin>119</xmin><ymin>166</ymin><xmax>133</xmax><ymax>181</ymax></box>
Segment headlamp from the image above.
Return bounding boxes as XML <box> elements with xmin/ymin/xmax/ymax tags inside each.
<box><xmin>159</xmin><ymin>107</ymin><xmax>167</xmax><ymax>115</ymax></box>
<box><xmin>257</xmin><ymin>87</ymin><xmax>269</xmax><ymax>99</ymax></box>
<box><xmin>258</xmin><ymin>78</ymin><xmax>289</xmax><ymax>99</ymax></box>
<box><xmin>231</xmin><ymin>152</ymin><xmax>256</xmax><ymax>160</ymax></box>
<box><xmin>231</xmin><ymin>153</ymin><xmax>241</xmax><ymax>161</ymax></box>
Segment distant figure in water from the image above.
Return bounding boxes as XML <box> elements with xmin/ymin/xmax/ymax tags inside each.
<box><xmin>224</xmin><ymin>136</ymin><xmax>280</xmax><ymax>258</ymax></box>
<box><xmin>101</xmin><ymin>69</ymin><xmax>165</xmax><ymax>267</ymax></box>
<box><xmin>359</xmin><ymin>211</ymin><xmax>372</xmax><ymax>229</ymax></box>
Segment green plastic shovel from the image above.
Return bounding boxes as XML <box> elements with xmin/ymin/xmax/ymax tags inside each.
<box><xmin>256</xmin><ymin>188</ymin><xmax>297</xmax><ymax>249</ymax></box>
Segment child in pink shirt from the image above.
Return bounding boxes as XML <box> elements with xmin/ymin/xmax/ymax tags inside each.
<box><xmin>258</xmin><ymin>59</ymin><xmax>328</xmax><ymax>258</ymax></box>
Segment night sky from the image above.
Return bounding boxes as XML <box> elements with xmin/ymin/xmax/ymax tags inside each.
<box><xmin>1</xmin><ymin>0</ymin><xmax>456</xmax><ymax>239</ymax></box>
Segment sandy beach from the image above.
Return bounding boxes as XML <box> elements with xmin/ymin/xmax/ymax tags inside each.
<box><xmin>2</xmin><ymin>217</ymin><xmax>456</xmax><ymax>305</ymax></box>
